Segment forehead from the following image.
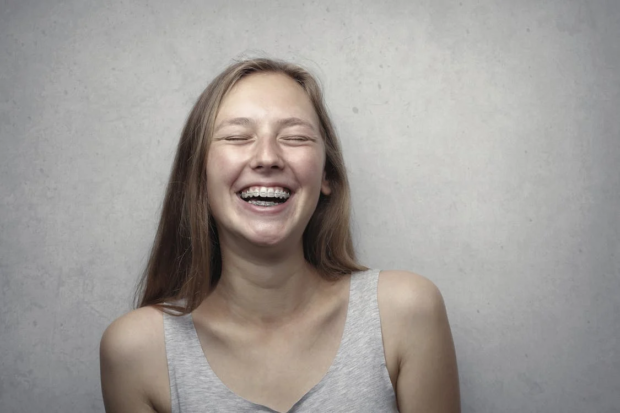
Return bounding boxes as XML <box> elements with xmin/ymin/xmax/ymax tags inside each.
<box><xmin>215</xmin><ymin>72</ymin><xmax>320</xmax><ymax>128</ymax></box>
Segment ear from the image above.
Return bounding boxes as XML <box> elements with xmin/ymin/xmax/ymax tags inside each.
<box><xmin>321</xmin><ymin>171</ymin><xmax>331</xmax><ymax>196</ymax></box>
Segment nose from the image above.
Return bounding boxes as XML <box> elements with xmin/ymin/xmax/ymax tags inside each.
<box><xmin>250</xmin><ymin>136</ymin><xmax>284</xmax><ymax>171</ymax></box>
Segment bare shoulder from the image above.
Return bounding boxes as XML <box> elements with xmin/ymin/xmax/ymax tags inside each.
<box><xmin>100</xmin><ymin>306</ymin><xmax>170</xmax><ymax>413</ymax></box>
<box><xmin>378</xmin><ymin>269</ymin><xmax>446</xmax><ymax>319</ymax></box>
<box><xmin>377</xmin><ymin>270</ymin><xmax>448</xmax><ymax>364</ymax></box>
<box><xmin>101</xmin><ymin>306</ymin><xmax>165</xmax><ymax>356</ymax></box>
<box><xmin>378</xmin><ymin>270</ymin><xmax>460</xmax><ymax>413</ymax></box>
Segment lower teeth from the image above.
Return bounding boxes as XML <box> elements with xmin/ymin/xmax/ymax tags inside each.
<box><xmin>248</xmin><ymin>200</ymin><xmax>280</xmax><ymax>207</ymax></box>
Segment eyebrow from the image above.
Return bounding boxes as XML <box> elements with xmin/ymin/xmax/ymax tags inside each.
<box><xmin>275</xmin><ymin>117</ymin><xmax>317</xmax><ymax>131</ymax></box>
<box><xmin>214</xmin><ymin>117</ymin><xmax>317</xmax><ymax>133</ymax></box>
<box><xmin>214</xmin><ymin>117</ymin><xmax>253</xmax><ymax>133</ymax></box>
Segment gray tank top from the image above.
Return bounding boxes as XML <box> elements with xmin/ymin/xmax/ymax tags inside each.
<box><xmin>163</xmin><ymin>268</ymin><xmax>399</xmax><ymax>412</ymax></box>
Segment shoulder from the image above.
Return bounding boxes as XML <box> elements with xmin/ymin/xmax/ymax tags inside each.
<box><xmin>377</xmin><ymin>270</ymin><xmax>460</xmax><ymax>412</ymax></box>
<box><xmin>100</xmin><ymin>306</ymin><xmax>165</xmax><ymax>366</ymax></box>
<box><xmin>378</xmin><ymin>269</ymin><xmax>446</xmax><ymax>321</ymax></box>
<box><xmin>100</xmin><ymin>306</ymin><xmax>170</xmax><ymax>413</ymax></box>
<box><xmin>377</xmin><ymin>270</ymin><xmax>448</xmax><ymax>363</ymax></box>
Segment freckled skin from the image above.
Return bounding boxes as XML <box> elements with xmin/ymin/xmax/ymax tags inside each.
<box><xmin>207</xmin><ymin>73</ymin><xmax>331</xmax><ymax>251</ymax></box>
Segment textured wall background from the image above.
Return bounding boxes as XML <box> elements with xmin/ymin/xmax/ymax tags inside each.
<box><xmin>1</xmin><ymin>0</ymin><xmax>619</xmax><ymax>412</ymax></box>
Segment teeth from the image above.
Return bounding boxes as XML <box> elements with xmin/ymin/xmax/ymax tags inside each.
<box><xmin>240</xmin><ymin>186</ymin><xmax>291</xmax><ymax>199</ymax></box>
<box><xmin>248</xmin><ymin>199</ymin><xmax>280</xmax><ymax>207</ymax></box>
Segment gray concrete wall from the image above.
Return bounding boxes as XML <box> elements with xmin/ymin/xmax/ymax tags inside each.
<box><xmin>1</xmin><ymin>1</ymin><xmax>618</xmax><ymax>412</ymax></box>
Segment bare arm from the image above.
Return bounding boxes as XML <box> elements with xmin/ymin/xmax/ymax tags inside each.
<box><xmin>384</xmin><ymin>271</ymin><xmax>461</xmax><ymax>413</ymax></box>
<box><xmin>100</xmin><ymin>307</ymin><xmax>169</xmax><ymax>413</ymax></box>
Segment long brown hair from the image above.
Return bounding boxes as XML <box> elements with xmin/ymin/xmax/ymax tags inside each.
<box><xmin>136</xmin><ymin>58</ymin><xmax>367</xmax><ymax>314</ymax></box>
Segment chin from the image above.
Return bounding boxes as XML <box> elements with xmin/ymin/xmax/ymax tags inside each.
<box><xmin>243</xmin><ymin>227</ymin><xmax>302</xmax><ymax>250</ymax></box>
<box><xmin>247</xmin><ymin>234</ymin><xmax>289</xmax><ymax>248</ymax></box>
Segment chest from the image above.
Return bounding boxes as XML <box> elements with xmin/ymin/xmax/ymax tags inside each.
<box><xmin>153</xmin><ymin>273</ymin><xmax>403</xmax><ymax>413</ymax></box>
<box><xmin>196</xmin><ymin>307</ymin><xmax>348</xmax><ymax>412</ymax></box>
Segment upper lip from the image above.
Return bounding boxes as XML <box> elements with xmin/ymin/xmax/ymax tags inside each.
<box><xmin>236</xmin><ymin>182</ymin><xmax>295</xmax><ymax>193</ymax></box>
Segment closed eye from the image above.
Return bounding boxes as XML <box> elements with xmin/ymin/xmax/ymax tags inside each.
<box><xmin>283</xmin><ymin>136</ymin><xmax>311</xmax><ymax>142</ymax></box>
<box><xmin>223</xmin><ymin>136</ymin><xmax>250</xmax><ymax>141</ymax></box>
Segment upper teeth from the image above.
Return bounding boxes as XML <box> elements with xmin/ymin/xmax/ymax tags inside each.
<box><xmin>240</xmin><ymin>186</ymin><xmax>291</xmax><ymax>199</ymax></box>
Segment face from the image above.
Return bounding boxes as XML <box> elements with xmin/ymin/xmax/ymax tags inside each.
<box><xmin>206</xmin><ymin>73</ymin><xmax>331</xmax><ymax>249</ymax></box>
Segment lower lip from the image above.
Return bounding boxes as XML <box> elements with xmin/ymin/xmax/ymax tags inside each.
<box><xmin>236</xmin><ymin>194</ymin><xmax>293</xmax><ymax>215</ymax></box>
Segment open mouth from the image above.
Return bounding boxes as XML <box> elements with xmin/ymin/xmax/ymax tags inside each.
<box><xmin>237</xmin><ymin>186</ymin><xmax>292</xmax><ymax>207</ymax></box>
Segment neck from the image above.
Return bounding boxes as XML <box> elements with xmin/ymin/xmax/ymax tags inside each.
<box><xmin>207</xmin><ymin>237</ymin><xmax>324</xmax><ymax>328</ymax></box>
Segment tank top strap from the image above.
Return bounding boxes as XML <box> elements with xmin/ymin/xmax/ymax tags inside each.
<box><xmin>348</xmin><ymin>268</ymin><xmax>383</xmax><ymax>337</ymax></box>
<box><xmin>331</xmin><ymin>268</ymin><xmax>383</xmax><ymax>359</ymax></box>
<box><xmin>163</xmin><ymin>309</ymin><xmax>260</xmax><ymax>412</ymax></box>
<box><xmin>163</xmin><ymin>311</ymin><xmax>197</xmax><ymax>412</ymax></box>
<box><xmin>291</xmin><ymin>268</ymin><xmax>397</xmax><ymax>412</ymax></box>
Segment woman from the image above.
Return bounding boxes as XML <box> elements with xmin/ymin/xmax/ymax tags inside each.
<box><xmin>100</xmin><ymin>58</ymin><xmax>460</xmax><ymax>413</ymax></box>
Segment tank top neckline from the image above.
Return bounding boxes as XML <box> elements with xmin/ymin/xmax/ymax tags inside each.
<box><xmin>184</xmin><ymin>270</ymin><xmax>360</xmax><ymax>413</ymax></box>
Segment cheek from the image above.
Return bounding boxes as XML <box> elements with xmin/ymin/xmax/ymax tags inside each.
<box><xmin>207</xmin><ymin>150</ymin><xmax>240</xmax><ymax>181</ymax></box>
<box><xmin>206</xmin><ymin>151</ymin><xmax>240</xmax><ymax>201</ymax></box>
<box><xmin>288</xmin><ymin>147</ymin><xmax>326</xmax><ymax>179</ymax></box>
<box><xmin>300</xmin><ymin>153</ymin><xmax>327</xmax><ymax>186</ymax></box>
